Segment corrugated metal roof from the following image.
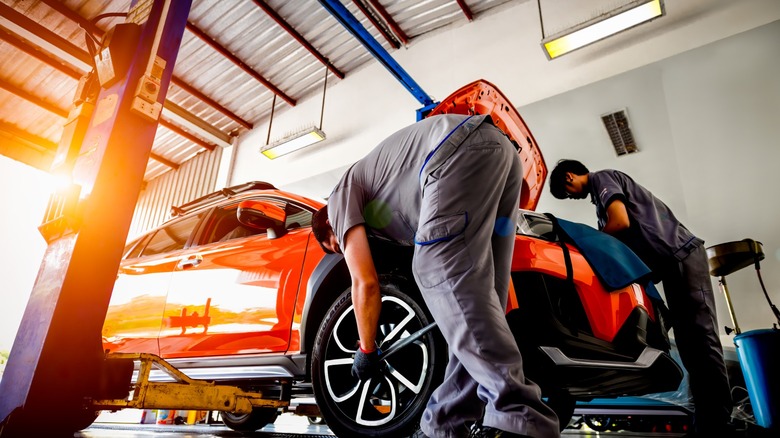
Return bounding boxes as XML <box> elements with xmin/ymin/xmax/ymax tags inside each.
<box><xmin>379</xmin><ymin>0</ymin><xmax>512</xmax><ymax>37</ymax></box>
<box><xmin>0</xmin><ymin>0</ymin><xmax>515</xmax><ymax>181</ymax></box>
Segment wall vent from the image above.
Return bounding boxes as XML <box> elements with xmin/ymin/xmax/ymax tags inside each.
<box><xmin>601</xmin><ymin>109</ymin><xmax>638</xmax><ymax>156</ymax></box>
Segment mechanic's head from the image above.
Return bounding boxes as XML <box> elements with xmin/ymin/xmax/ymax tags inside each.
<box><xmin>550</xmin><ymin>159</ymin><xmax>590</xmax><ymax>200</ymax></box>
<box><xmin>312</xmin><ymin>205</ymin><xmax>341</xmax><ymax>254</ymax></box>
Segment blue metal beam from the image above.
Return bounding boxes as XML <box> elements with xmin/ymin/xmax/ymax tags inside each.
<box><xmin>319</xmin><ymin>0</ymin><xmax>435</xmax><ymax>110</ymax></box>
<box><xmin>0</xmin><ymin>0</ymin><xmax>193</xmax><ymax>433</ymax></box>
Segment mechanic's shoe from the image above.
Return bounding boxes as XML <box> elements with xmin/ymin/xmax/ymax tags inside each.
<box><xmin>468</xmin><ymin>423</ymin><xmax>531</xmax><ymax>438</ymax></box>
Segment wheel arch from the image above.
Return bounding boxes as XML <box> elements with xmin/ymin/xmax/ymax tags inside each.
<box><xmin>300</xmin><ymin>241</ymin><xmax>419</xmax><ymax>365</ymax></box>
<box><xmin>301</xmin><ymin>253</ymin><xmax>350</xmax><ymax>361</ymax></box>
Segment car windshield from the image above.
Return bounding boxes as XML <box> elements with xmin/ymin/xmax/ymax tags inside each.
<box><xmin>517</xmin><ymin>211</ymin><xmax>557</xmax><ymax>242</ymax></box>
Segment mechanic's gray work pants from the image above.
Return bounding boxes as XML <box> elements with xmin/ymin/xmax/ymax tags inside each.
<box><xmin>662</xmin><ymin>245</ymin><xmax>732</xmax><ymax>433</ymax></box>
<box><xmin>413</xmin><ymin>124</ymin><xmax>560</xmax><ymax>438</ymax></box>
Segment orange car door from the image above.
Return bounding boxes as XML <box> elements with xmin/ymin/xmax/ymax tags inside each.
<box><xmin>158</xmin><ymin>198</ymin><xmax>310</xmax><ymax>358</ymax></box>
<box><xmin>103</xmin><ymin>212</ymin><xmax>206</xmax><ymax>355</ymax></box>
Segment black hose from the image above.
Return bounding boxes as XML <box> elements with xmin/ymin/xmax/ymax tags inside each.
<box><xmin>755</xmin><ymin>267</ymin><xmax>780</xmax><ymax>326</ymax></box>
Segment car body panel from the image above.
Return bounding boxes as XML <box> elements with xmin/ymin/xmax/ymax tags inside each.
<box><xmin>510</xmin><ymin>211</ymin><xmax>656</xmax><ymax>342</ymax></box>
<box><xmin>103</xmin><ymin>191</ymin><xmax>326</xmax><ymax>360</ymax></box>
<box><xmin>102</xmin><ymin>253</ymin><xmax>180</xmax><ymax>355</ymax></box>
<box><xmin>158</xmin><ymin>227</ymin><xmax>309</xmax><ymax>358</ymax></box>
<box><xmin>293</xmin><ymin>233</ymin><xmax>330</xmax><ymax>353</ymax></box>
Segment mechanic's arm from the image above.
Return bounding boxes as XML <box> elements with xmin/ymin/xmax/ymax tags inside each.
<box><xmin>342</xmin><ymin>224</ymin><xmax>381</xmax><ymax>352</ymax></box>
<box><xmin>602</xmin><ymin>199</ymin><xmax>631</xmax><ymax>235</ymax></box>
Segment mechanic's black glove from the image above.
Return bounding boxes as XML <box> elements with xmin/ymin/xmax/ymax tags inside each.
<box><xmin>352</xmin><ymin>346</ymin><xmax>380</xmax><ymax>381</ymax></box>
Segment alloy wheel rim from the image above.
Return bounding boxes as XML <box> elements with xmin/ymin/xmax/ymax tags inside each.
<box><xmin>323</xmin><ymin>295</ymin><xmax>431</xmax><ymax>427</ymax></box>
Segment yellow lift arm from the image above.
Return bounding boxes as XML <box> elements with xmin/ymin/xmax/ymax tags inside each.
<box><xmin>92</xmin><ymin>353</ymin><xmax>288</xmax><ymax>414</ymax></box>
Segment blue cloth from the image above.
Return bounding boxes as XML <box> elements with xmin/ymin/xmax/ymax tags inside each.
<box><xmin>552</xmin><ymin>215</ymin><xmax>663</xmax><ymax>301</ymax></box>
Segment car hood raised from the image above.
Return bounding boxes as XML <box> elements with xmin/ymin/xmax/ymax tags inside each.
<box><xmin>426</xmin><ymin>80</ymin><xmax>546</xmax><ymax>211</ymax></box>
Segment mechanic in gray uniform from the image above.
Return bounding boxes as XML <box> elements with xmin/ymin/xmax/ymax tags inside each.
<box><xmin>311</xmin><ymin>114</ymin><xmax>560</xmax><ymax>438</ymax></box>
<box><xmin>549</xmin><ymin>159</ymin><xmax>734</xmax><ymax>437</ymax></box>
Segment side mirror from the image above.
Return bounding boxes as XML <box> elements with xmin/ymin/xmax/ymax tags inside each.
<box><xmin>237</xmin><ymin>200</ymin><xmax>287</xmax><ymax>239</ymax></box>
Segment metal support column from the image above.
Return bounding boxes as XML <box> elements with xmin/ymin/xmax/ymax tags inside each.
<box><xmin>0</xmin><ymin>0</ymin><xmax>192</xmax><ymax>435</ymax></box>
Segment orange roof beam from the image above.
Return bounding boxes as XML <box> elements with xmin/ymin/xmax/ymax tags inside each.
<box><xmin>159</xmin><ymin>119</ymin><xmax>217</xmax><ymax>152</ymax></box>
<box><xmin>251</xmin><ymin>0</ymin><xmax>345</xmax><ymax>80</ymax></box>
<box><xmin>0</xmin><ymin>30</ymin><xmax>83</xmax><ymax>79</ymax></box>
<box><xmin>149</xmin><ymin>152</ymin><xmax>181</xmax><ymax>170</ymax></box>
<box><xmin>38</xmin><ymin>0</ymin><xmax>254</xmax><ymax>130</ymax></box>
<box><xmin>455</xmin><ymin>0</ymin><xmax>474</xmax><ymax>21</ymax></box>
<box><xmin>366</xmin><ymin>0</ymin><xmax>409</xmax><ymax>46</ymax></box>
<box><xmin>351</xmin><ymin>0</ymin><xmax>400</xmax><ymax>49</ymax></box>
<box><xmin>8</xmin><ymin>0</ymin><xmax>230</xmax><ymax>149</ymax></box>
<box><xmin>0</xmin><ymin>70</ymin><xmax>190</xmax><ymax>170</ymax></box>
<box><xmin>0</xmin><ymin>77</ymin><xmax>68</xmax><ymax>118</ymax></box>
<box><xmin>185</xmin><ymin>21</ymin><xmax>296</xmax><ymax>107</ymax></box>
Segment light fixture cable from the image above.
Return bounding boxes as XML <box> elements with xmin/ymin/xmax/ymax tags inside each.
<box><xmin>266</xmin><ymin>94</ymin><xmax>276</xmax><ymax>146</ymax></box>
<box><xmin>320</xmin><ymin>65</ymin><xmax>328</xmax><ymax>131</ymax></box>
<box><xmin>260</xmin><ymin>66</ymin><xmax>329</xmax><ymax>159</ymax></box>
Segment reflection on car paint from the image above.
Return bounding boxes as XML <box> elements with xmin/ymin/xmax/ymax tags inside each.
<box><xmin>165</xmin><ymin>298</ymin><xmax>211</xmax><ymax>335</ymax></box>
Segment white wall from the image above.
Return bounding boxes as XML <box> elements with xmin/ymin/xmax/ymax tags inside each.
<box><xmin>228</xmin><ymin>0</ymin><xmax>780</xmax><ymax>333</ymax></box>
<box><xmin>521</xmin><ymin>20</ymin><xmax>780</xmax><ymax>336</ymax></box>
<box><xmin>229</xmin><ymin>0</ymin><xmax>780</xmax><ymax>199</ymax></box>
<box><xmin>0</xmin><ymin>157</ymin><xmax>50</xmax><ymax>352</ymax></box>
<box><xmin>662</xmin><ymin>21</ymin><xmax>780</xmax><ymax>334</ymax></box>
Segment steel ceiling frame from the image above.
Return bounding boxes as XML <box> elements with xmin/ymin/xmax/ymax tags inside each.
<box><xmin>0</xmin><ymin>0</ymin><xmax>475</xmax><ymax>174</ymax></box>
<box><xmin>0</xmin><ymin>1</ymin><xmax>231</xmax><ymax>154</ymax></box>
<box><xmin>0</xmin><ymin>0</ymin><xmax>351</xmax><ymax>172</ymax></box>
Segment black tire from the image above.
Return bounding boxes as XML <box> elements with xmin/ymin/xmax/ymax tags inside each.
<box><xmin>308</xmin><ymin>415</ymin><xmax>326</xmax><ymax>425</ymax></box>
<box><xmin>545</xmin><ymin>391</ymin><xmax>576</xmax><ymax>431</ymax></box>
<box><xmin>584</xmin><ymin>415</ymin><xmax>611</xmax><ymax>432</ymax></box>
<box><xmin>64</xmin><ymin>408</ymin><xmax>100</xmax><ymax>433</ymax></box>
<box><xmin>1</xmin><ymin>406</ymin><xmax>98</xmax><ymax>435</ymax></box>
<box><xmin>311</xmin><ymin>283</ymin><xmax>445</xmax><ymax>438</ymax></box>
<box><xmin>220</xmin><ymin>407</ymin><xmax>279</xmax><ymax>432</ymax></box>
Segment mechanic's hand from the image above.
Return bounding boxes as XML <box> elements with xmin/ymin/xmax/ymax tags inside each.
<box><xmin>352</xmin><ymin>346</ymin><xmax>380</xmax><ymax>381</ymax></box>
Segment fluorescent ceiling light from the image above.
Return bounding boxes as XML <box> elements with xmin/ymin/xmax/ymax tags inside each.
<box><xmin>542</xmin><ymin>0</ymin><xmax>665</xmax><ymax>60</ymax></box>
<box><xmin>261</xmin><ymin>127</ymin><xmax>326</xmax><ymax>159</ymax></box>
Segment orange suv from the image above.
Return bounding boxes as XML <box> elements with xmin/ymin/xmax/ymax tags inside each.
<box><xmin>102</xmin><ymin>81</ymin><xmax>680</xmax><ymax>437</ymax></box>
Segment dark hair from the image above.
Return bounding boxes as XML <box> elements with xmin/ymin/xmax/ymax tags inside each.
<box><xmin>549</xmin><ymin>159</ymin><xmax>589</xmax><ymax>199</ymax></box>
<box><xmin>311</xmin><ymin>205</ymin><xmax>333</xmax><ymax>254</ymax></box>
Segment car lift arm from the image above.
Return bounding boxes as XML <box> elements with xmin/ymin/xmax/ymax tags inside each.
<box><xmin>93</xmin><ymin>353</ymin><xmax>287</xmax><ymax>414</ymax></box>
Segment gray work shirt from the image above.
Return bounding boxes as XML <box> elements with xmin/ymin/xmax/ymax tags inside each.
<box><xmin>588</xmin><ymin>169</ymin><xmax>702</xmax><ymax>271</ymax></box>
<box><xmin>327</xmin><ymin>114</ymin><xmax>491</xmax><ymax>248</ymax></box>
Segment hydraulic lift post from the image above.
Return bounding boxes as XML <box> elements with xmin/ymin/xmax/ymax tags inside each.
<box><xmin>0</xmin><ymin>0</ymin><xmax>192</xmax><ymax>435</ymax></box>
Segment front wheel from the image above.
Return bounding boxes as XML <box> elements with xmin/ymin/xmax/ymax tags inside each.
<box><xmin>220</xmin><ymin>407</ymin><xmax>278</xmax><ymax>432</ymax></box>
<box><xmin>583</xmin><ymin>415</ymin><xmax>612</xmax><ymax>432</ymax></box>
<box><xmin>308</xmin><ymin>415</ymin><xmax>326</xmax><ymax>425</ymax></box>
<box><xmin>311</xmin><ymin>283</ymin><xmax>445</xmax><ymax>437</ymax></box>
<box><xmin>545</xmin><ymin>390</ymin><xmax>576</xmax><ymax>431</ymax></box>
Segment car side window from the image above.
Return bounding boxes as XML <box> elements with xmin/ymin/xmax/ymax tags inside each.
<box><xmin>205</xmin><ymin>203</ymin><xmax>263</xmax><ymax>244</ymax></box>
<box><xmin>141</xmin><ymin>213</ymin><xmax>204</xmax><ymax>257</ymax></box>
<box><xmin>517</xmin><ymin>212</ymin><xmax>558</xmax><ymax>242</ymax></box>
<box><xmin>201</xmin><ymin>198</ymin><xmax>313</xmax><ymax>245</ymax></box>
<box><xmin>123</xmin><ymin>234</ymin><xmax>152</xmax><ymax>260</ymax></box>
<box><xmin>285</xmin><ymin>202</ymin><xmax>312</xmax><ymax>229</ymax></box>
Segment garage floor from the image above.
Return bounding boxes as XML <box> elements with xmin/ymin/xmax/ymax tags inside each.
<box><xmin>74</xmin><ymin>413</ymin><xmax>695</xmax><ymax>437</ymax></box>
